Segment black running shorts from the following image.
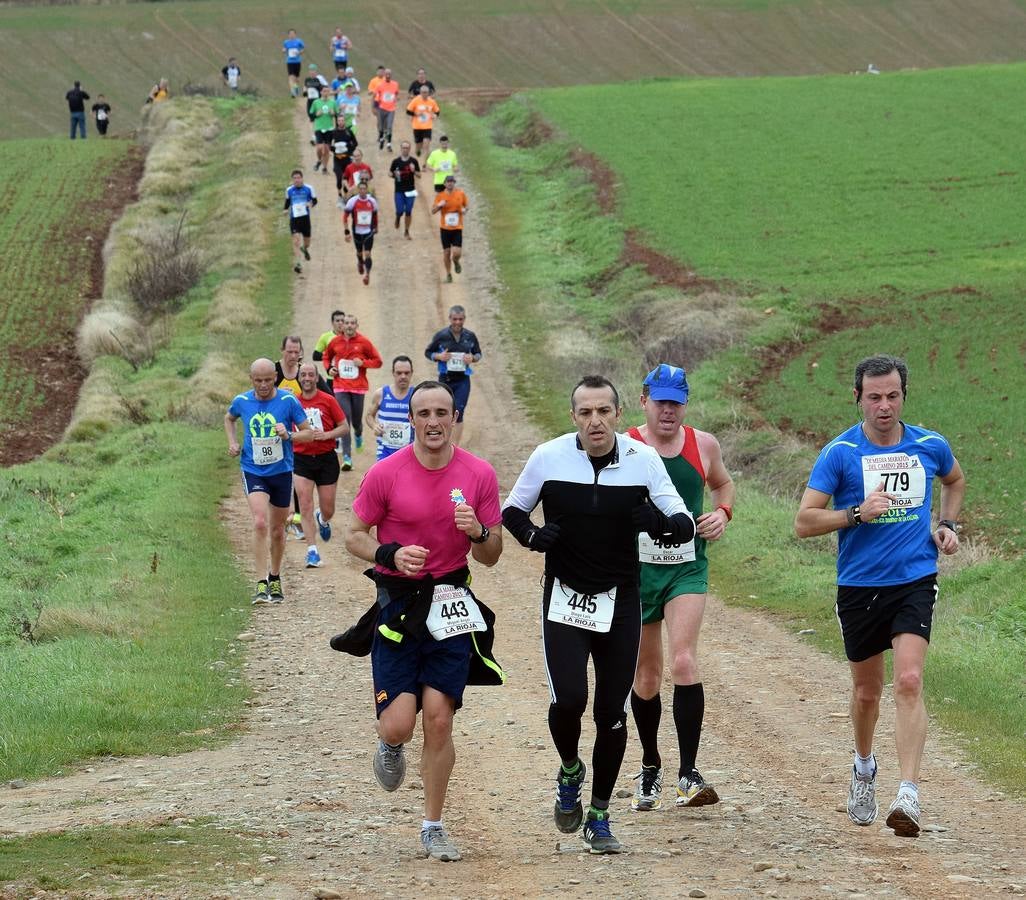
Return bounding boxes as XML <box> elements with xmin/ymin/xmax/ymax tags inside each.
<box><xmin>835</xmin><ymin>574</ymin><xmax>938</xmax><ymax>662</ymax></box>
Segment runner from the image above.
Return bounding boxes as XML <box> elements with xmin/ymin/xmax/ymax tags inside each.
<box><xmin>425</xmin><ymin>135</ymin><xmax>459</xmax><ymax>193</ymax></box>
<box><xmin>405</xmin><ymin>84</ymin><xmax>440</xmax><ymax>159</ymax></box>
<box><xmin>326</xmin><ymin>114</ymin><xmax>359</xmax><ymax>201</ymax></box>
<box><xmin>312</xmin><ymin>309</ymin><xmax>346</xmax><ymax>387</ymax></box>
<box><xmin>283</xmin><ymin>169</ymin><xmax>316</xmax><ymax>274</ymax></box>
<box><xmin>407</xmin><ymin>67</ymin><xmax>436</xmax><ymax>99</ymax></box>
<box><xmin>222</xmin><ymin>57</ymin><xmax>241</xmax><ymax>93</ymax></box>
<box><xmin>336</xmin><ymin>82</ymin><xmax>361</xmax><ymax>134</ymax></box>
<box><xmin>342</xmin><ymin>147</ymin><xmax>373</xmax><ymax>200</ymax></box>
<box><xmin>274</xmin><ymin>334</ymin><xmax>304</xmax><ymax>396</ymax></box>
<box><xmin>91</xmin><ymin>94</ymin><xmax>111</xmax><ymax>137</ymax></box>
<box><xmin>343</xmin><ymin>181</ymin><xmax>380</xmax><ymax>286</ymax></box>
<box><xmin>424</xmin><ymin>305</ymin><xmax>481</xmax><ymax>447</ymax></box>
<box><xmin>311</xmin><ymin>85</ymin><xmax>339</xmax><ymax>175</ymax></box>
<box><xmin>282</xmin><ymin>29</ymin><xmax>305</xmax><ymax>97</ymax></box>
<box><xmin>431</xmin><ymin>176</ymin><xmax>467</xmax><ymax>283</ymax></box>
<box><xmin>795</xmin><ymin>354</ymin><xmax>965</xmax><ymax>837</ymax></box>
<box><xmin>323</xmin><ymin>313</ymin><xmax>383</xmax><ymax>470</ymax></box>
<box><xmin>304</xmin><ymin>65</ymin><xmax>329</xmax><ymax>144</ymax></box>
<box><xmin>293</xmin><ymin>363</ymin><xmax>350</xmax><ymax>569</ymax></box>
<box><xmin>329</xmin><ymin>27</ymin><xmax>352</xmax><ymax>74</ymax></box>
<box><xmin>388</xmin><ymin>141</ymin><xmax>421</xmax><ymax>239</ymax></box>
<box><xmin>337</xmin><ymin>379</ymin><xmax>504</xmax><ymax>862</ymax></box>
<box><xmin>367</xmin><ymin>65</ymin><xmax>385</xmax><ymax>124</ymax></box>
<box><xmin>342</xmin><ymin>66</ymin><xmax>361</xmax><ymax>94</ymax></box>
<box><xmin>365</xmin><ymin>355</ymin><xmax>415</xmax><ymax>461</ymax></box>
<box><xmin>502</xmin><ymin>375</ymin><xmax>696</xmax><ymax>854</ymax></box>
<box><xmin>625</xmin><ymin>364</ymin><xmax>735</xmax><ymax>813</ymax></box>
<box><xmin>372</xmin><ymin>68</ymin><xmax>401</xmax><ymax>152</ymax></box>
<box><xmin>224</xmin><ymin>358</ymin><xmax>316</xmax><ymax>604</ymax></box>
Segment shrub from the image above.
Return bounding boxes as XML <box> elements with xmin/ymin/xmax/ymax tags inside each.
<box><xmin>77</xmin><ymin>306</ymin><xmax>151</xmax><ymax>368</ymax></box>
<box><xmin>124</xmin><ymin>212</ymin><xmax>203</xmax><ymax>319</ymax></box>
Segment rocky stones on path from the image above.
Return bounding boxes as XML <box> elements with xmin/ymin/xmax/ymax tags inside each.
<box><xmin>754</xmin><ymin>862</ymin><xmax>774</xmax><ymax>872</ymax></box>
<box><xmin>688</xmin><ymin>890</ymin><xmax>708</xmax><ymax>898</ymax></box>
<box><xmin>313</xmin><ymin>889</ymin><xmax>343</xmax><ymax>899</ymax></box>
<box><xmin>947</xmin><ymin>874</ymin><xmax>982</xmax><ymax>885</ymax></box>
<box><xmin>8</xmin><ymin>779</ymin><xmax>28</xmax><ymax>789</ymax></box>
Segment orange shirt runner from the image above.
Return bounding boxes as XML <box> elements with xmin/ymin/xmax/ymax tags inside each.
<box><xmin>373</xmin><ymin>79</ymin><xmax>401</xmax><ymax>112</ymax></box>
<box><xmin>406</xmin><ymin>96</ymin><xmax>440</xmax><ymax>131</ymax></box>
<box><xmin>434</xmin><ymin>188</ymin><xmax>468</xmax><ymax>230</ymax></box>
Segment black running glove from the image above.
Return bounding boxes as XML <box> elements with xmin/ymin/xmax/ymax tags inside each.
<box><xmin>631</xmin><ymin>501</ymin><xmax>665</xmax><ymax>539</ymax></box>
<box><xmin>527</xmin><ymin>522</ymin><xmax>561</xmax><ymax>552</ymax></box>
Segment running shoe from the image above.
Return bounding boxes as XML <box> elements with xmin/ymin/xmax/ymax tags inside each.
<box><xmin>554</xmin><ymin>760</ymin><xmax>586</xmax><ymax>833</ymax></box>
<box><xmin>362</xmin><ymin>273</ymin><xmax>370</xmax><ymax>285</ymax></box>
<box><xmin>582</xmin><ymin>811</ymin><xmax>622</xmax><ymax>854</ymax></box>
<box><xmin>301</xmin><ymin>246</ymin><xmax>310</xmax><ymax>261</ymax></box>
<box><xmin>847</xmin><ymin>766</ymin><xmax>878</xmax><ymax>826</ymax></box>
<box><xmin>267</xmin><ymin>577</ymin><xmax>284</xmax><ymax>604</ymax></box>
<box><xmin>386</xmin><ymin>142</ymin><xmax>393</xmax><ymax>152</ymax></box>
<box><xmin>373</xmin><ymin>739</ymin><xmax>406</xmax><ymax>791</ymax></box>
<box><xmin>885</xmin><ymin>790</ymin><xmax>921</xmax><ymax>837</ymax></box>
<box><xmin>675</xmin><ymin>769</ymin><xmax>720</xmax><ymax>807</ymax></box>
<box><xmin>305</xmin><ymin>546</ymin><xmax>322</xmax><ymax>568</ymax></box>
<box><xmin>357</xmin><ymin>258</ymin><xmax>365</xmax><ymax>274</ymax></box>
<box><xmin>313</xmin><ymin>160</ymin><xmax>321</xmax><ymax>172</ymax></box>
<box><xmin>420</xmin><ymin>824</ymin><xmax>461</xmax><ymax>862</ymax></box>
<box><xmin>445</xmin><ymin>274</ymin><xmax>453</xmax><ymax>283</ymax></box>
<box><xmin>252</xmin><ymin>580</ymin><xmax>270</xmax><ymax>605</ymax></box>
<box><xmin>454</xmin><ymin>260</ymin><xmax>462</xmax><ymax>274</ymax></box>
<box><xmin>404</xmin><ymin>231</ymin><xmax>411</xmax><ymax>241</ymax></box>
<box><xmin>631</xmin><ymin>765</ymin><xmax>663</xmax><ymax>812</ymax></box>
<box><xmin>354</xmin><ymin>435</ymin><xmax>363</xmax><ymax>451</ymax></box>
<box><xmin>341</xmin><ymin>454</ymin><xmax>352</xmax><ymax>471</ymax></box>
<box><xmin>293</xmin><ymin>262</ymin><xmax>302</xmax><ymax>274</ymax></box>
<box><xmin>378</xmin><ymin>137</ymin><xmax>384</xmax><ymax>150</ymax></box>
<box><xmin>316</xmin><ymin>510</ymin><xmax>332</xmax><ymax>541</ymax></box>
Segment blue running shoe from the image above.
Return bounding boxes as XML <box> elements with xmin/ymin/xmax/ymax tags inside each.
<box><xmin>554</xmin><ymin>760</ymin><xmax>586</xmax><ymax>833</ymax></box>
<box><xmin>341</xmin><ymin>455</ymin><xmax>353</xmax><ymax>471</ymax></box>
<box><xmin>305</xmin><ymin>546</ymin><xmax>322</xmax><ymax>568</ymax></box>
<box><xmin>316</xmin><ymin>510</ymin><xmax>332</xmax><ymax>542</ymax></box>
<box><xmin>582</xmin><ymin>810</ymin><xmax>622</xmax><ymax>854</ymax></box>
<box><xmin>355</xmin><ymin>434</ymin><xmax>363</xmax><ymax>451</ymax></box>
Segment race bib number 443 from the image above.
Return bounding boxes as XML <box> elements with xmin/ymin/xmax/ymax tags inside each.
<box><xmin>426</xmin><ymin>584</ymin><xmax>486</xmax><ymax>640</ymax></box>
<box><xmin>547</xmin><ymin>578</ymin><xmax>615</xmax><ymax>633</ymax></box>
<box><xmin>861</xmin><ymin>452</ymin><xmax>927</xmax><ymax>509</ymax></box>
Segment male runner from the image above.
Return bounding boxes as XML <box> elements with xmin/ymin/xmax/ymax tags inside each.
<box><xmin>324</xmin><ymin>313</ymin><xmax>382</xmax><ymax>469</ymax></box>
<box><xmin>341</xmin><ymin>380</ymin><xmax>504</xmax><ymax>861</ymax></box>
<box><xmin>283</xmin><ymin>169</ymin><xmax>316</xmax><ymax>274</ymax></box>
<box><xmin>304</xmin><ymin>65</ymin><xmax>329</xmax><ymax>143</ymax></box>
<box><xmin>337</xmin><ymin>82</ymin><xmax>361</xmax><ymax>133</ymax></box>
<box><xmin>311</xmin><ymin>86</ymin><xmax>338</xmax><ymax>174</ymax></box>
<box><xmin>389</xmin><ymin>141</ymin><xmax>421</xmax><ymax>238</ymax></box>
<box><xmin>372</xmin><ymin>68</ymin><xmax>401</xmax><ymax>151</ymax></box>
<box><xmin>342</xmin><ymin>147</ymin><xmax>373</xmax><ymax>199</ymax></box>
<box><xmin>329</xmin><ymin>27</ymin><xmax>352</xmax><ymax>74</ymax></box>
<box><xmin>407</xmin><ymin>67</ymin><xmax>435</xmax><ymax>99</ymax></box>
<box><xmin>424</xmin><ymin>305</ymin><xmax>481</xmax><ymax>447</ymax></box>
<box><xmin>431</xmin><ymin>176</ymin><xmax>468</xmax><ymax>283</ymax></box>
<box><xmin>328</xmin><ymin>116</ymin><xmax>359</xmax><ymax>200</ymax></box>
<box><xmin>425</xmin><ymin>135</ymin><xmax>458</xmax><ymax>193</ymax></box>
<box><xmin>343</xmin><ymin>181</ymin><xmax>380</xmax><ymax>285</ymax></box>
<box><xmin>293</xmin><ymin>363</ymin><xmax>350</xmax><ymax>569</ymax></box>
<box><xmin>626</xmin><ymin>364</ymin><xmax>735</xmax><ymax>812</ymax></box>
<box><xmin>313</xmin><ymin>309</ymin><xmax>346</xmax><ymax>386</ymax></box>
<box><xmin>91</xmin><ymin>95</ymin><xmax>111</xmax><ymax>136</ymax></box>
<box><xmin>502</xmin><ymin>375</ymin><xmax>695</xmax><ymax>854</ymax></box>
<box><xmin>274</xmin><ymin>334</ymin><xmax>304</xmax><ymax>396</ymax></box>
<box><xmin>225</xmin><ymin>358</ymin><xmax>316</xmax><ymax>603</ymax></box>
<box><xmin>367</xmin><ymin>65</ymin><xmax>385</xmax><ymax>109</ymax></box>
<box><xmin>222</xmin><ymin>58</ymin><xmax>241</xmax><ymax>92</ymax></box>
<box><xmin>365</xmin><ymin>355</ymin><xmax>415</xmax><ymax>461</ymax></box>
<box><xmin>406</xmin><ymin>85</ymin><xmax>440</xmax><ymax>159</ymax></box>
<box><xmin>795</xmin><ymin>354</ymin><xmax>965</xmax><ymax>837</ymax></box>
<box><xmin>282</xmin><ymin>29</ymin><xmax>305</xmax><ymax>97</ymax></box>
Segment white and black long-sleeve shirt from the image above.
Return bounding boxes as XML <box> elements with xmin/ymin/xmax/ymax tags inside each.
<box><xmin>503</xmin><ymin>432</ymin><xmax>694</xmax><ymax>595</ymax></box>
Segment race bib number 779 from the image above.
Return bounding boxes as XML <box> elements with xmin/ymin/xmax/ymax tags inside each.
<box><xmin>861</xmin><ymin>452</ymin><xmax>927</xmax><ymax>509</ymax></box>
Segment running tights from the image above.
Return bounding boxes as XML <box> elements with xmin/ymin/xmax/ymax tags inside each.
<box><xmin>334</xmin><ymin>391</ymin><xmax>365</xmax><ymax>456</ymax></box>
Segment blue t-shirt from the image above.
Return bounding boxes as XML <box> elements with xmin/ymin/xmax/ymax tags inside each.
<box><xmin>228</xmin><ymin>389</ymin><xmax>306</xmax><ymax>476</ymax></box>
<box><xmin>285</xmin><ymin>183</ymin><xmax>316</xmax><ymax>219</ymax></box>
<box><xmin>332</xmin><ymin>37</ymin><xmax>348</xmax><ymax>62</ymax></box>
<box><xmin>283</xmin><ymin>38</ymin><xmax>305</xmax><ymax>64</ymax></box>
<box><xmin>808</xmin><ymin>421</ymin><xmax>956</xmax><ymax>587</ymax></box>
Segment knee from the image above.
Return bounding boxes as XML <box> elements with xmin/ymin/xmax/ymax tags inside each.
<box><xmin>852</xmin><ymin>679</ymin><xmax>883</xmax><ymax>707</ymax></box>
<box><xmin>893</xmin><ymin>668</ymin><xmax>923</xmax><ymax>701</ymax></box>
<box><xmin>670</xmin><ymin>647</ymin><xmax>699</xmax><ymax>685</ymax></box>
<box><xmin>595</xmin><ymin>711</ymin><xmax>629</xmax><ymax>738</ymax></box>
<box><xmin>550</xmin><ymin>695</ymin><xmax>587</xmax><ymax>722</ymax></box>
<box><xmin>378</xmin><ymin>715</ymin><xmax>415</xmax><ymax>746</ymax></box>
<box><xmin>252</xmin><ymin>514</ymin><xmax>270</xmax><ymax>536</ymax></box>
<box><xmin>421</xmin><ymin>704</ymin><xmax>454</xmax><ymax>743</ymax></box>
<box><xmin>633</xmin><ymin>663</ymin><xmax>661</xmax><ymax>699</ymax></box>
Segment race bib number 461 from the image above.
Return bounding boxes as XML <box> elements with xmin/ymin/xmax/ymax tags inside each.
<box><xmin>547</xmin><ymin>578</ymin><xmax>615</xmax><ymax>633</ymax></box>
<box><xmin>426</xmin><ymin>584</ymin><xmax>486</xmax><ymax>640</ymax></box>
<box><xmin>861</xmin><ymin>452</ymin><xmax>927</xmax><ymax>509</ymax></box>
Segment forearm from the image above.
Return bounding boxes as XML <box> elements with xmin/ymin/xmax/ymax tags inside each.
<box><xmin>795</xmin><ymin>506</ymin><xmax>849</xmax><ymax>538</ymax></box>
<box><xmin>938</xmin><ymin>475</ymin><xmax>966</xmax><ymax>523</ymax></box>
<box><xmin>223</xmin><ymin>416</ymin><xmax>238</xmax><ymax>446</ymax></box>
<box><xmin>470</xmin><ymin>527</ymin><xmax>502</xmax><ymax>567</ymax></box>
<box><xmin>345</xmin><ymin>528</ymin><xmax>381</xmax><ymax>563</ymax></box>
<box><xmin>501</xmin><ymin>505</ymin><xmax>536</xmax><ymax>547</ymax></box>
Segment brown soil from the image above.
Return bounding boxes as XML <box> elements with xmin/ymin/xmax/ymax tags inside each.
<box><xmin>2</xmin><ymin>108</ymin><xmax>1025</xmax><ymax>900</ymax></box>
<box><xmin>0</xmin><ymin>145</ymin><xmax>145</xmax><ymax>468</ymax></box>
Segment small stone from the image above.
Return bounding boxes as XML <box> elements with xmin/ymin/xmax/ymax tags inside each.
<box><xmin>568</xmin><ymin>879</ymin><xmax>581</xmax><ymax>886</ymax></box>
<box><xmin>8</xmin><ymin>780</ymin><xmax>28</xmax><ymax>789</ymax></box>
<box><xmin>313</xmin><ymin>890</ymin><xmax>343</xmax><ymax>899</ymax></box>
<box><xmin>689</xmin><ymin>890</ymin><xmax>707</xmax><ymax>898</ymax></box>
<box><xmin>819</xmin><ymin>773</ymin><xmax>836</xmax><ymax>784</ymax></box>
<box><xmin>797</xmin><ymin>629</ymin><xmax>815</xmax><ymax>635</ymax></box>
<box><xmin>237</xmin><ymin>632</ymin><xmax>257</xmax><ymax>642</ymax></box>
<box><xmin>98</xmin><ymin>775</ymin><xmax>124</xmax><ymax>783</ymax></box>
<box><xmin>828</xmin><ymin>712</ymin><xmax>849</xmax><ymax>719</ymax></box>
<box><xmin>615</xmin><ymin>789</ymin><xmax>632</xmax><ymax>799</ymax></box>
<box><xmin>754</xmin><ymin>862</ymin><xmax>774</xmax><ymax>872</ymax></box>
<box><xmin>921</xmin><ymin>823</ymin><xmax>948</xmax><ymax>833</ymax></box>
<box><xmin>321</xmin><ymin>749</ymin><xmax>333</xmax><ymax>756</ymax></box>
<box><xmin>947</xmin><ymin>875</ymin><xmax>980</xmax><ymax>885</ymax></box>
<box><xmin>252</xmin><ymin>877</ymin><xmax>265</xmax><ymax>885</ymax></box>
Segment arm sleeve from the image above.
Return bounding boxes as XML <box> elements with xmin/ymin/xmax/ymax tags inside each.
<box><xmin>469</xmin><ymin>331</ymin><xmax>483</xmax><ymax>356</ymax></box>
<box><xmin>501</xmin><ymin>505</ymin><xmax>536</xmax><ymax>547</ymax></box>
<box><xmin>807</xmin><ymin>443</ymin><xmax>843</xmax><ymax>496</ymax></box>
<box><xmin>424</xmin><ymin>332</ymin><xmax>440</xmax><ymax>361</ymax></box>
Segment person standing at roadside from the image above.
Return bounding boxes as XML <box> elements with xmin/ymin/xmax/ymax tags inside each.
<box><xmin>339</xmin><ymin>379</ymin><xmax>504</xmax><ymax>862</ymax></box>
<box><xmin>91</xmin><ymin>95</ymin><xmax>111</xmax><ymax>136</ymax></box>
<box><xmin>283</xmin><ymin>29</ymin><xmax>305</xmax><ymax>97</ymax></box>
<box><xmin>324</xmin><ymin>313</ymin><xmax>383</xmax><ymax>470</ymax></box>
<box><xmin>424</xmin><ymin>305</ymin><xmax>480</xmax><ymax>447</ymax></box>
<box><xmin>389</xmin><ymin>141</ymin><xmax>421</xmax><ymax>239</ymax></box>
<box><xmin>425</xmin><ymin>135</ymin><xmax>459</xmax><ymax>193</ymax></box>
<box><xmin>795</xmin><ymin>354</ymin><xmax>965</xmax><ymax>837</ymax></box>
<box><xmin>502</xmin><ymin>375</ymin><xmax>696</xmax><ymax>854</ymax></box>
<box><xmin>283</xmin><ymin>169</ymin><xmax>316</xmax><ymax>274</ymax></box>
<box><xmin>431</xmin><ymin>176</ymin><xmax>468</xmax><ymax>283</ymax></box>
<box><xmin>372</xmin><ymin>67</ymin><xmax>401</xmax><ymax>152</ymax></box>
<box><xmin>365</xmin><ymin>355</ymin><xmax>415</xmax><ymax>461</ymax></box>
<box><xmin>66</xmin><ymin>81</ymin><xmax>89</xmax><ymax>139</ymax></box>
<box><xmin>406</xmin><ymin>84</ymin><xmax>440</xmax><ymax>160</ymax></box>
<box><xmin>343</xmin><ymin>181</ymin><xmax>380</xmax><ymax>286</ymax></box>
<box><xmin>626</xmin><ymin>364</ymin><xmax>735</xmax><ymax>813</ymax></box>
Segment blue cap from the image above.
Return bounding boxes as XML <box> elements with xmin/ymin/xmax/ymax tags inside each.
<box><xmin>643</xmin><ymin>363</ymin><xmax>689</xmax><ymax>404</ymax></box>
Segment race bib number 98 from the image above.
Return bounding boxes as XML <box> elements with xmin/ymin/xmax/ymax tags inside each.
<box><xmin>426</xmin><ymin>584</ymin><xmax>486</xmax><ymax>640</ymax></box>
<box><xmin>547</xmin><ymin>578</ymin><xmax>615</xmax><ymax>633</ymax></box>
<box><xmin>251</xmin><ymin>436</ymin><xmax>283</xmax><ymax>466</ymax></box>
<box><xmin>861</xmin><ymin>452</ymin><xmax>927</xmax><ymax>509</ymax></box>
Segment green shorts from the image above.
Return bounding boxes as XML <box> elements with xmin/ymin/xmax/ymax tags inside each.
<box><xmin>640</xmin><ymin>559</ymin><xmax>708</xmax><ymax>625</ymax></box>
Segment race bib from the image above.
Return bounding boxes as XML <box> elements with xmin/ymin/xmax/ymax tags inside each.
<box><xmin>228</xmin><ymin>74</ymin><xmax>239</xmax><ymax>88</ymax></box>
<box><xmin>404</xmin><ymin>189</ymin><xmax>418</xmax><ymax>198</ymax></box>
<box><xmin>382</xmin><ymin>91</ymin><xmax>395</xmax><ymax>103</ymax></box>
<box><xmin>251</xmin><ymin>436</ymin><xmax>283</xmax><ymax>466</ymax></box>
<box><xmin>861</xmin><ymin>452</ymin><xmax>927</xmax><ymax>509</ymax></box>
<box><xmin>381</xmin><ymin>422</ymin><xmax>411</xmax><ymax>449</ymax></box>
<box><xmin>307</xmin><ymin>88</ymin><xmax>319</xmax><ymax>99</ymax></box>
<box><xmin>419</xmin><ymin>112</ymin><xmax>429</xmax><ymax>122</ymax></box>
<box><xmin>638</xmin><ymin>532</ymin><xmax>696</xmax><ymax>564</ymax></box>
<box><xmin>445</xmin><ymin>353</ymin><xmax>466</xmax><ymax>373</ymax></box>
<box><xmin>334</xmin><ymin>140</ymin><xmax>347</xmax><ymax>153</ymax></box>
<box><xmin>444</xmin><ymin>212</ymin><xmax>460</xmax><ymax>227</ymax></box>
<box><xmin>547</xmin><ymin>578</ymin><xmax>615</xmax><ymax>633</ymax></box>
<box><xmin>288</xmin><ymin>48</ymin><xmax>299</xmax><ymax>58</ymax></box>
<box><xmin>336</xmin><ymin>359</ymin><xmax>358</xmax><ymax>379</ymax></box>
<box><xmin>305</xmin><ymin>407</ymin><xmax>323</xmax><ymax>431</ymax></box>
<box><xmin>440</xmin><ymin>160</ymin><xmax>452</xmax><ymax>170</ymax></box>
<box><xmin>97</xmin><ymin>109</ymin><xmax>108</xmax><ymax>121</ymax></box>
<box><xmin>356</xmin><ymin>209</ymin><xmax>373</xmax><ymax>226</ymax></box>
<box><xmin>426</xmin><ymin>584</ymin><xmax>486</xmax><ymax>640</ymax></box>
<box><xmin>291</xmin><ymin>202</ymin><xmax>308</xmax><ymax>218</ymax></box>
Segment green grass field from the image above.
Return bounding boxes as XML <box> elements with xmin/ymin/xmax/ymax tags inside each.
<box><xmin>4</xmin><ymin>0</ymin><xmax>1026</xmax><ymax>138</ymax></box>
<box><xmin>0</xmin><ymin>139</ymin><xmax>135</xmax><ymax>439</ymax></box>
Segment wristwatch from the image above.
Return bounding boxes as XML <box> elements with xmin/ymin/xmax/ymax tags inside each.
<box><xmin>716</xmin><ymin>503</ymin><xmax>733</xmax><ymax>522</ymax></box>
<box><xmin>938</xmin><ymin>519</ymin><xmax>959</xmax><ymax>533</ymax></box>
<box><xmin>469</xmin><ymin>524</ymin><xmax>490</xmax><ymax>544</ymax></box>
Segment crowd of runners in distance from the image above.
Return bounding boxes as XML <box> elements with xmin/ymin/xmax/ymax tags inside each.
<box><xmin>223</xmin><ymin>23</ymin><xmax>969</xmax><ymax>868</ymax></box>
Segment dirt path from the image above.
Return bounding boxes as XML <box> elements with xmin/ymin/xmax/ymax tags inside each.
<box><xmin>2</xmin><ymin>105</ymin><xmax>1025</xmax><ymax>900</ymax></box>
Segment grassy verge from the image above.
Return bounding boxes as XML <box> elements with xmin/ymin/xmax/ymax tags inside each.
<box><xmin>451</xmin><ymin>81</ymin><xmax>1026</xmax><ymax>793</ymax></box>
<box><xmin>0</xmin><ymin>96</ymin><xmax>295</xmax><ymax>783</ymax></box>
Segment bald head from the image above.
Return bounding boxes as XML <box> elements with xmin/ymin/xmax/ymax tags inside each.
<box><xmin>250</xmin><ymin>358</ymin><xmax>277</xmax><ymax>399</ymax></box>
<box><xmin>250</xmin><ymin>358</ymin><xmax>275</xmax><ymax>377</ymax></box>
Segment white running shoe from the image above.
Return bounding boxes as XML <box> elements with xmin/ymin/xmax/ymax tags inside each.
<box><xmin>885</xmin><ymin>790</ymin><xmax>921</xmax><ymax>837</ymax></box>
<box><xmin>631</xmin><ymin>765</ymin><xmax>663</xmax><ymax>811</ymax></box>
<box><xmin>847</xmin><ymin>766</ymin><xmax>878</xmax><ymax>825</ymax></box>
<box><xmin>676</xmin><ymin>769</ymin><xmax>720</xmax><ymax>807</ymax></box>
<box><xmin>372</xmin><ymin>739</ymin><xmax>406</xmax><ymax>792</ymax></box>
<box><xmin>421</xmin><ymin>824</ymin><xmax>461</xmax><ymax>861</ymax></box>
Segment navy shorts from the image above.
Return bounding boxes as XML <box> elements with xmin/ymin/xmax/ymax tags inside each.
<box><xmin>394</xmin><ymin>191</ymin><xmax>416</xmax><ymax>216</ymax></box>
<box><xmin>286</xmin><ymin>62</ymin><xmax>301</xmax><ymax>77</ymax></box>
<box><xmin>242</xmin><ymin>469</ymin><xmax>293</xmax><ymax>508</ymax></box>
<box><xmin>414</xmin><ymin>128</ymin><xmax>432</xmax><ymax>143</ymax></box>
<box><xmin>440</xmin><ymin>229</ymin><xmax>462</xmax><ymax>249</ymax></box>
<box><xmin>443</xmin><ymin>375</ymin><xmax>471</xmax><ymax>419</ymax></box>
<box><xmin>290</xmin><ymin>215</ymin><xmax>311</xmax><ymax>237</ymax></box>
<box><xmin>836</xmin><ymin>574</ymin><xmax>938</xmax><ymax>662</ymax></box>
<box><xmin>371</xmin><ymin>596</ymin><xmax>472</xmax><ymax>717</ymax></box>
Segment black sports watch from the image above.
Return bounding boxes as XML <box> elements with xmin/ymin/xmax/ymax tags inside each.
<box><xmin>938</xmin><ymin>519</ymin><xmax>959</xmax><ymax>533</ymax></box>
<box><xmin>469</xmin><ymin>524</ymin><xmax>490</xmax><ymax>544</ymax></box>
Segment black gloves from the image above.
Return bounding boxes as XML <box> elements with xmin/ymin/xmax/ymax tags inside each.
<box><xmin>631</xmin><ymin>501</ymin><xmax>665</xmax><ymax>539</ymax></box>
<box><xmin>527</xmin><ymin>522</ymin><xmax>561</xmax><ymax>552</ymax></box>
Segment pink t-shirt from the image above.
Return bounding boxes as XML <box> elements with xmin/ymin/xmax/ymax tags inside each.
<box><xmin>352</xmin><ymin>445</ymin><xmax>502</xmax><ymax>578</ymax></box>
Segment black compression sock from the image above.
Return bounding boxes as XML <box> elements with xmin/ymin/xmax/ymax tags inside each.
<box><xmin>631</xmin><ymin>690</ymin><xmax>662</xmax><ymax>769</ymax></box>
<box><xmin>674</xmin><ymin>682</ymin><xmax>705</xmax><ymax>777</ymax></box>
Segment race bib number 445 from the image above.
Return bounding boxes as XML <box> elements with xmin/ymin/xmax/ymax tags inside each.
<box><xmin>547</xmin><ymin>578</ymin><xmax>615</xmax><ymax>633</ymax></box>
<box><xmin>861</xmin><ymin>452</ymin><xmax>927</xmax><ymax>509</ymax></box>
<box><xmin>426</xmin><ymin>584</ymin><xmax>486</xmax><ymax>640</ymax></box>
